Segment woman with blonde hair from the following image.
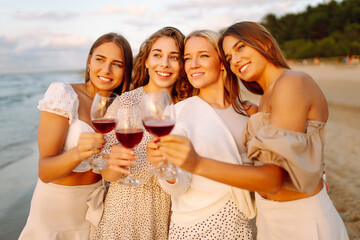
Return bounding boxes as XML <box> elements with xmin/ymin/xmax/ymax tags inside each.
<box><xmin>147</xmin><ymin>29</ymin><xmax>257</xmax><ymax>239</ymax></box>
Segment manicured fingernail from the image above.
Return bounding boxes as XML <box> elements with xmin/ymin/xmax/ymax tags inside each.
<box><xmin>154</xmin><ymin>139</ymin><xmax>160</xmax><ymax>143</ymax></box>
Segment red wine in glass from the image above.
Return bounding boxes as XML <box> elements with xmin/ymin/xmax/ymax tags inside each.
<box><xmin>90</xmin><ymin>91</ymin><xmax>118</xmax><ymax>170</ymax></box>
<box><xmin>115</xmin><ymin>128</ymin><xmax>144</xmax><ymax>149</ymax></box>
<box><xmin>143</xmin><ymin>117</ymin><xmax>175</xmax><ymax>137</ymax></box>
<box><xmin>116</xmin><ymin>105</ymin><xmax>144</xmax><ymax>187</ymax></box>
<box><xmin>141</xmin><ymin>90</ymin><xmax>178</xmax><ymax>180</ymax></box>
<box><xmin>92</xmin><ymin>118</ymin><xmax>117</xmax><ymax>133</ymax></box>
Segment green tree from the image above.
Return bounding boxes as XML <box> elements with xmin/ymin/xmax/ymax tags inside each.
<box><xmin>261</xmin><ymin>0</ymin><xmax>360</xmax><ymax>59</ymax></box>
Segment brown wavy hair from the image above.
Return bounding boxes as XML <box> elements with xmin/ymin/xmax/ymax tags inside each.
<box><xmin>132</xmin><ymin>26</ymin><xmax>193</xmax><ymax>102</ymax></box>
<box><xmin>219</xmin><ymin>21</ymin><xmax>290</xmax><ymax>95</ymax></box>
<box><xmin>85</xmin><ymin>32</ymin><xmax>133</xmax><ymax>95</ymax></box>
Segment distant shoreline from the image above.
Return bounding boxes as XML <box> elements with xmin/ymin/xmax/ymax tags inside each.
<box><xmin>0</xmin><ymin>69</ymin><xmax>85</xmax><ymax>75</ymax></box>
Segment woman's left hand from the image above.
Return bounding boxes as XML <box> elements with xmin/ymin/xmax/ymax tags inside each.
<box><xmin>157</xmin><ymin>135</ymin><xmax>200</xmax><ymax>173</ymax></box>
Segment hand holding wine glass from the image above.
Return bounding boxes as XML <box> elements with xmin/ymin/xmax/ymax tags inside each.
<box><xmin>115</xmin><ymin>105</ymin><xmax>144</xmax><ymax>187</ymax></box>
<box><xmin>90</xmin><ymin>91</ymin><xmax>118</xmax><ymax>170</ymax></box>
<box><xmin>142</xmin><ymin>90</ymin><xmax>178</xmax><ymax>180</ymax></box>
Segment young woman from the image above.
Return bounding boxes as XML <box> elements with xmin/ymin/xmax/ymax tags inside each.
<box><xmin>19</xmin><ymin>33</ymin><xmax>133</xmax><ymax>239</ymax></box>
<box><xmin>155</xmin><ymin>22</ymin><xmax>349</xmax><ymax>240</ymax></box>
<box><xmin>147</xmin><ymin>30</ymin><xmax>258</xmax><ymax>239</ymax></box>
<box><xmin>92</xmin><ymin>26</ymin><xmax>192</xmax><ymax>240</ymax></box>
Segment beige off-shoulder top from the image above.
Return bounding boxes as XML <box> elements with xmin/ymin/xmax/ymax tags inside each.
<box><xmin>242</xmin><ymin>112</ymin><xmax>326</xmax><ymax>194</ymax></box>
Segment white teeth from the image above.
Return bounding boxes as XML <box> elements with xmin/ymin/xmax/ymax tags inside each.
<box><xmin>240</xmin><ymin>63</ymin><xmax>249</xmax><ymax>73</ymax></box>
<box><xmin>99</xmin><ymin>76</ymin><xmax>111</xmax><ymax>82</ymax></box>
<box><xmin>191</xmin><ymin>73</ymin><xmax>204</xmax><ymax>77</ymax></box>
<box><xmin>157</xmin><ymin>72</ymin><xmax>171</xmax><ymax>77</ymax></box>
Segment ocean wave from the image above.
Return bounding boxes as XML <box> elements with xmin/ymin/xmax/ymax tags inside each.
<box><xmin>0</xmin><ymin>71</ymin><xmax>83</xmax><ymax>170</ymax></box>
<box><xmin>0</xmin><ymin>139</ymin><xmax>36</xmax><ymax>169</ymax></box>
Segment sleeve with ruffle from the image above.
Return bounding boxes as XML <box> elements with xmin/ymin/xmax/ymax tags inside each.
<box><xmin>37</xmin><ymin>82</ymin><xmax>78</xmax><ymax>124</ymax></box>
<box><xmin>246</xmin><ymin>122</ymin><xmax>326</xmax><ymax>194</ymax></box>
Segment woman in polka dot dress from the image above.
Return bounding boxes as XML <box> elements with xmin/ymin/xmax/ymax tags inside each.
<box><xmin>92</xmin><ymin>26</ymin><xmax>193</xmax><ymax>240</ymax></box>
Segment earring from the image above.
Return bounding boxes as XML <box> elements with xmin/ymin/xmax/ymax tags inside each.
<box><xmin>87</xmin><ymin>68</ymin><xmax>90</xmax><ymax>73</ymax></box>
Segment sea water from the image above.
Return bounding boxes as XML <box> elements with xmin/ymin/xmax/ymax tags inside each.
<box><xmin>0</xmin><ymin>71</ymin><xmax>84</xmax><ymax>169</ymax></box>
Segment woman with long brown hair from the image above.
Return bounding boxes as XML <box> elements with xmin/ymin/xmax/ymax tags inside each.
<box><xmin>19</xmin><ymin>32</ymin><xmax>133</xmax><ymax>240</ymax></box>
<box><xmin>93</xmin><ymin>26</ymin><xmax>193</xmax><ymax>240</ymax></box>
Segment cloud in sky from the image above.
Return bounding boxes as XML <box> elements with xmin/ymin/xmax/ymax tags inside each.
<box><xmin>13</xmin><ymin>11</ymin><xmax>78</xmax><ymax>21</ymax></box>
<box><xmin>0</xmin><ymin>0</ymin><xmax>324</xmax><ymax>73</ymax></box>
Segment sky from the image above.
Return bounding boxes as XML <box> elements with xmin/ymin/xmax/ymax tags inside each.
<box><xmin>0</xmin><ymin>0</ymin><xmax>325</xmax><ymax>74</ymax></box>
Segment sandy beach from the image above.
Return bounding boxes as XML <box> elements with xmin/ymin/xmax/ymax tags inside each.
<box><xmin>0</xmin><ymin>63</ymin><xmax>359</xmax><ymax>239</ymax></box>
<box><xmin>294</xmin><ymin>64</ymin><xmax>360</xmax><ymax>240</ymax></box>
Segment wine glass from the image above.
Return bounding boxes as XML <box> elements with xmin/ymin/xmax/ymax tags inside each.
<box><xmin>90</xmin><ymin>91</ymin><xmax>118</xmax><ymax>170</ymax></box>
<box><xmin>141</xmin><ymin>89</ymin><xmax>179</xmax><ymax>180</ymax></box>
<box><xmin>115</xmin><ymin>105</ymin><xmax>144</xmax><ymax>187</ymax></box>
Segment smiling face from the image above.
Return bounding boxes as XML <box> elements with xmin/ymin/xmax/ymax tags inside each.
<box><xmin>145</xmin><ymin>37</ymin><xmax>180</xmax><ymax>92</ymax></box>
<box><xmin>88</xmin><ymin>42</ymin><xmax>125</xmax><ymax>92</ymax></box>
<box><xmin>184</xmin><ymin>36</ymin><xmax>223</xmax><ymax>90</ymax></box>
<box><xmin>222</xmin><ymin>34</ymin><xmax>268</xmax><ymax>83</ymax></box>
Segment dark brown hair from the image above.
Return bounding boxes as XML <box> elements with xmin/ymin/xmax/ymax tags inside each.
<box><xmin>219</xmin><ymin>21</ymin><xmax>290</xmax><ymax>95</ymax></box>
<box><xmin>132</xmin><ymin>26</ymin><xmax>192</xmax><ymax>102</ymax></box>
<box><xmin>85</xmin><ymin>32</ymin><xmax>133</xmax><ymax>95</ymax></box>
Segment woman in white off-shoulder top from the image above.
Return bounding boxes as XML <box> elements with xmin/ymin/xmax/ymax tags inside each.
<box><xmin>156</xmin><ymin>22</ymin><xmax>349</xmax><ymax>240</ymax></box>
<box><xmin>19</xmin><ymin>33</ymin><xmax>133</xmax><ymax>240</ymax></box>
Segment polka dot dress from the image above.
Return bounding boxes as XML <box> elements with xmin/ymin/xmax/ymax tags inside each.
<box><xmin>169</xmin><ymin>200</ymin><xmax>252</xmax><ymax>240</ymax></box>
<box><xmin>92</xmin><ymin>87</ymin><xmax>171</xmax><ymax>240</ymax></box>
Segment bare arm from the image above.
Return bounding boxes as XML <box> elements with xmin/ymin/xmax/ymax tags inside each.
<box><xmin>158</xmin><ymin>135</ymin><xmax>286</xmax><ymax>194</ymax></box>
<box><xmin>38</xmin><ymin>111</ymin><xmax>105</xmax><ymax>183</ymax></box>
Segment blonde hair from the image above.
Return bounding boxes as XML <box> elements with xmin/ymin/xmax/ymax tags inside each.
<box><xmin>185</xmin><ymin>30</ymin><xmax>247</xmax><ymax>115</ymax></box>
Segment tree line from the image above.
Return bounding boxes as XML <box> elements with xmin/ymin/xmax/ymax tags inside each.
<box><xmin>261</xmin><ymin>0</ymin><xmax>360</xmax><ymax>59</ymax></box>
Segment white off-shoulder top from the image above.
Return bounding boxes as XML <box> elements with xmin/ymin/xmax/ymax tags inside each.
<box><xmin>243</xmin><ymin>112</ymin><xmax>326</xmax><ymax>194</ymax></box>
<box><xmin>37</xmin><ymin>82</ymin><xmax>96</xmax><ymax>172</ymax></box>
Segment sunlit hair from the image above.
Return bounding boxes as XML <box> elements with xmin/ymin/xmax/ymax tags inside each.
<box><xmin>132</xmin><ymin>26</ymin><xmax>192</xmax><ymax>102</ymax></box>
<box><xmin>185</xmin><ymin>30</ymin><xmax>248</xmax><ymax>115</ymax></box>
<box><xmin>219</xmin><ymin>21</ymin><xmax>290</xmax><ymax>95</ymax></box>
<box><xmin>85</xmin><ymin>32</ymin><xmax>133</xmax><ymax>95</ymax></box>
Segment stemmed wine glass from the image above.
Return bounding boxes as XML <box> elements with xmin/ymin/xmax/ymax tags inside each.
<box><xmin>90</xmin><ymin>91</ymin><xmax>118</xmax><ymax>170</ymax></box>
<box><xmin>141</xmin><ymin>89</ymin><xmax>179</xmax><ymax>180</ymax></box>
<box><xmin>115</xmin><ymin>105</ymin><xmax>144</xmax><ymax>187</ymax></box>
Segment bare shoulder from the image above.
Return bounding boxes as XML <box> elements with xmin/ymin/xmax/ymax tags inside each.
<box><xmin>271</xmin><ymin>70</ymin><xmax>318</xmax><ymax>104</ymax></box>
<box><xmin>275</xmin><ymin>70</ymin><xmax>314</xmax><ymax>91</ymax></box>
<box><xmin>242</xmin><ymin>100</ymin><xmax>258</xmax><ymax>116</ymax></box>
<box><xmin>70</xmin><ymin>83</ymin><xmax>83</xmax><ymax>90</ymax></box>
<box><xmin>70</xmin><ymin>83</ymin><xmax>88</xmax><ymax>99</ymax></box>
<box><xmin>269</xmin><ymin>70</ymin><xmax>328</xmax><ymax>129</ymax></box>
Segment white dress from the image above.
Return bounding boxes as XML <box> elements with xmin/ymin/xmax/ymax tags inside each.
<box><xmin>244</xmin><ymin>112</ymin><xmax>349</xmax><ymax>240</ymax></box>
<box><xmin>19</xmin><ymin>82</ymin><xmax>106</xmax><ymax>240</ymax></box>
<box><xmin>159</xmin><ymin>96</ymin><xmax>255</xmax><ymax>240</ymax></box>
<box><xmin>92</xmin><ymin>87</ymin><xmax>171</xmax><ymax>240</ymax></box>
